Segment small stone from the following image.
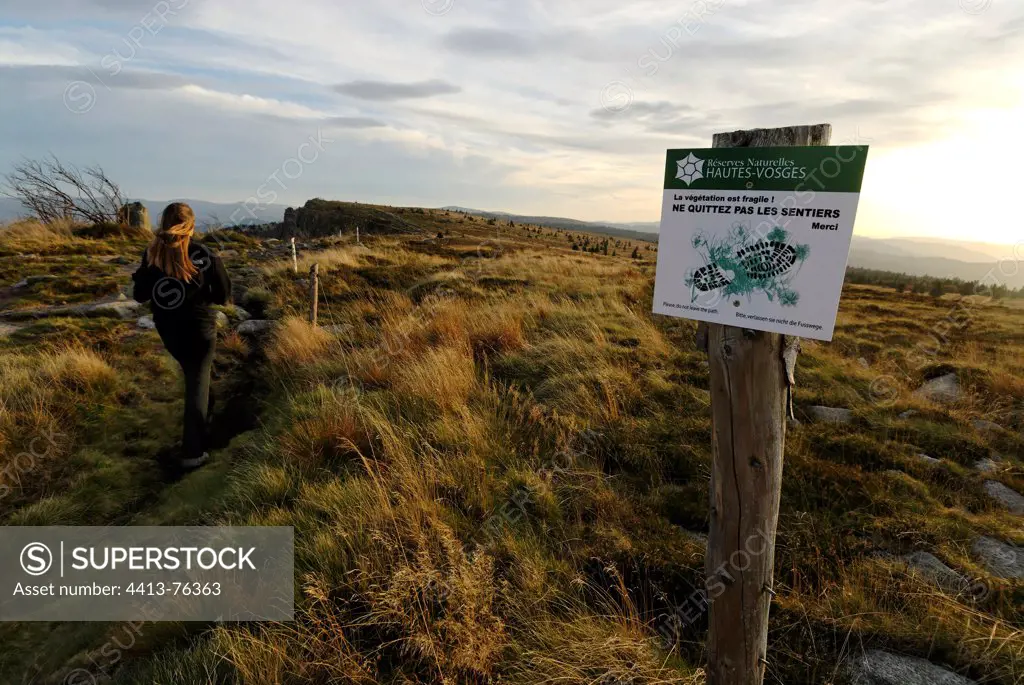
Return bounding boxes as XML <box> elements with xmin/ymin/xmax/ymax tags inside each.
<box><xmin>88</xmin><ymin>300</ymin><xmax>146</xmax><ymax>320</ymax></box>
<box><xmin>682</xmin><ymin>530</ymin><xmax>708</xmax><ymax>547</ymax></box>
<box><xmin>972</xmin><ymin>419</ymin><xmax>1002</xmax><ymax>434</ymax></box>
<box><xmin>983</xmin><ymin>481</ymin><xmax>1024</xmax><ymax>514</ymax></box>
<box><xmin>847</xmin><ymin>650</ymin><xmax>976</xmax><ymax>685</ymax></box>
<box><xmin>137</xmin><ymin>316</ymin><xmax>156</xmax><ymax>330</ymax></box>
<box><xmin>215</xmin><ymin>311</ymin><xmax>230</xmax><ymax>329</ymax></box>
<box><xmin>858</xmin><ymin>357</ymin><xmax>869</xmax><ymax>368</ymax></box>
<box><xmin>12</xmin><ymin>274</ymin><xmax>58</xmax><ymax>289</ymax></box>
<box><xmin>808</xmin><ymin>406</ymin><xmax>854</xmax><ymax>424</ymax></box>
<box><xmin>231</xmin><ymin>305</ymin><xmax>251</xmax><ymax>321</ymax></box>
<box><xmin>915</xmin><ymin>373</ymin><xmax>960</xmax><ymax>404</ymax></box>
<box><xmin>899</xmin><ymin>410</ymin><xmax>918</xmax><ymax>420</ymax></box>
<box><xmin>974</xmin><ymin>458</ymin><xmax>999</xmax><ymax>474</ymax></box>
<box><xmin>238</xmin><ymin>319</ymin><xmax>276</xmax><ymax>336</ymax></box>
<box><xmin>900</xmin><ymin>551</ymin><xmax>968</xmax><ymax>593</ymax></box>
<box><xmin>917</xmin><ymin>453</ymin><xmax>941</xmax><ymax>465</ymax></box>
<box><xmin>0</xmin><ymin>323</ymin><xmax>21</xmax><ymax>338</ymax></box>
<box><xmin>972</xmin><ymin>537</ymin><xmax>1023</xmax><ymax>579</ymax></box>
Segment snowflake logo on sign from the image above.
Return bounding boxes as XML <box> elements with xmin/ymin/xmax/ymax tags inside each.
<box><xmin>675</xmin><ymin>152</ymin><xmax>705</xmax><ymax>186</ymax></box>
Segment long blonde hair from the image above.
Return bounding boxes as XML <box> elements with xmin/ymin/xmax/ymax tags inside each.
<box><xmin>147</xmin><ymin>203</ymin><xmax>199</xmax><ymax>282</ymax></box>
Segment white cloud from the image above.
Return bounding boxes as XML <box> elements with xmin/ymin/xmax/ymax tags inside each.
<box><xmin>0</xmin><ymin>0</ymin><xmax>1022</xmax><ymax>234</ymax></box>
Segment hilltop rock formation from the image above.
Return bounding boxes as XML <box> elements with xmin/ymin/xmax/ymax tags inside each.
<box><xmin>264</xmin><ymin>200</ymin><xmax>423</xmax><ymax>239</ymax></box>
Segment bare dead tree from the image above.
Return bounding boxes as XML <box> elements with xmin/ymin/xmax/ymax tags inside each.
<box><xmin>1</xmin><ymin>155</ymin><xmax>125</xmax><ymax>225</ymax></box>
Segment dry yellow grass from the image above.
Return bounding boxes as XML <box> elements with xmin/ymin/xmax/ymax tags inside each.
<box><xmin>266</xmin><ymin>317</ymin><xmax>335</xmax><ymax>366</ymax></box>
<box><xmin>392</xmin><ymin>344</ymin><xmax>477</xmax><ymax>412</ymax></box>
<box><xmin>1</xmin><ymin>208</ymin><xmax>1021</xmax><ymax>684</ymax></box>
<box><xmin>39</xmin><ymin>344</ymin><xmax>118</xmax><ymax>394</ymax></box>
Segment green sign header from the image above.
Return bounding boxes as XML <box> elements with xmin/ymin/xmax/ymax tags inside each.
<box><xmin>664</xmin><ymin>146</ymin><xmax>869</xmax><ymax>192</ymax></box>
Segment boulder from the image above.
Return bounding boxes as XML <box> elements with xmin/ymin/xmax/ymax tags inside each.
<box><xmin>137</xmin><ymin>316</ymin><xmax>156</xmax><ymax>330</ymax></box>
<box><xmin>915</xmin><ymin>373</ymin><xmax>960</xmax><ymax>404</ymax></box>
<box><xmin>900</xmin><ymin>551</ymin><xmax>968</xmax><ymax>593</ymax></box>
<box><xmin>238</xmin><ymin>319</ymin><xmax>277</xmax><ymax>336</ymax></box>
<box><xmin>983</xmin><ymin>480</ymin><xmax>1024</xmax><ymax>514</ymax></box>
<box><xmin>972</xmin><ymin>537</ymin><xmax>1023</xmax><ymax>579</ymax></box>
<box><xmin>846</xmin><ymin>650</ymin><xmax>976</xmax><ymax>685</ymax></box>
<box><xmin>808</xmin><ymin>406</ymin><xmax>854</xmax><ymax>424</ymax></box>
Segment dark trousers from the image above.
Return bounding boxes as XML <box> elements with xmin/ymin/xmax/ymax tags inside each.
<box><xmin>160</xmin><ymin>326</ymin><xmax>216</xmax><ymax>462</ymax></box>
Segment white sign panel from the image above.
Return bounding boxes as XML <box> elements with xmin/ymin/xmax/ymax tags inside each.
<box><xmin>652</xmin><ymin>146</ymin><xmax>869</xmax><ymax>341</ymax></box>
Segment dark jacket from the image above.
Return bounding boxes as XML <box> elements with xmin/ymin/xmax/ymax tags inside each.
<box><xmin>132</xmin><ymin>241</ymin><xmax>231</xmax><ymax>337</ymax></box>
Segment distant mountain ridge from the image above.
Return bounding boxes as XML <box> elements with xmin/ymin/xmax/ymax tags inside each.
<box><xmin>0</xmin><ymin>198</ymin><xmax>287</xmax><ymax>228</ymax></box>
<box><xmin>442</xmin><ymin>206</ymin><xmax>659</xmax><ymax>242</ymax></box>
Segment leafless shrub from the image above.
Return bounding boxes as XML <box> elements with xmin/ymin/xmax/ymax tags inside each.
<box><xmin>2</xmin><ymin>155</ymin><xmax>125</xmax><ymax>225</ymax></box>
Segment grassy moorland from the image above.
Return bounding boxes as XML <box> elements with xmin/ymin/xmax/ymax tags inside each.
<box><xmin>0</xmin><ymin>208</ymin><xmax>1021</xmax><ymax>684</ymax></box>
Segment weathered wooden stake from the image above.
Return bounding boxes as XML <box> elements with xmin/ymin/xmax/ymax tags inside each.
<box><xmin>291</xmin><ymin>237</ymin><xmax>298</xmax><ymax>274</ymax></box>
<box><xmin>309</xmin><ymin>263</ymin><xmax>319</xmax><ymax>325</ymax></box>
<box><xmin>704</xmin><ymin>124</ymin><xmax>831</xmax><ymax>685</ymax></box>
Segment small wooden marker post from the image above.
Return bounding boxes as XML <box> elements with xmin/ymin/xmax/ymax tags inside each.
<box><xmin>704</xmin><ymin>124</ymin><xmax>831</xmax><ymax>685</ymax></box>
<box><xmin>308</xmin><ymin>263</ymin><xmax>319</xmax><ymax>325</ymax></box>
<box><xmin>291</xmin><ymin>237</ymin><xmax>298</xmax><ymax>274</ymax></box>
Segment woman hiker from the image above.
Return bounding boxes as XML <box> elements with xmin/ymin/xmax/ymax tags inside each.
<box><xmin>132</xmin><ymin>202</ymin><xmax>231</xmax><ymax>472</ymax></box>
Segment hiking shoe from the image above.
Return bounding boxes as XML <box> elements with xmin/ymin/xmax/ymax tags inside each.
<box><xmin>180</xmin><ymin>452</ymin><xmax>210</xmax><ymax>470</ymax></box>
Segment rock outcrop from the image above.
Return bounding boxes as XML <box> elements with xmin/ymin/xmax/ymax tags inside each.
<box><xmin>269</xmin><ymin>200</ymin><xmax>422</xmax><ymax>239</ymax></box>
<box><xmin>118</xmin><ymin>202</ymin><xmax>150</xmax><ymax>229</ymax></box>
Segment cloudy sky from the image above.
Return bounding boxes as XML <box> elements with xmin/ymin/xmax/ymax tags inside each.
<box><xmin>1</xmin><ymin>0</ymin><xmax>1022</xmax><ymax>243</ymax></box>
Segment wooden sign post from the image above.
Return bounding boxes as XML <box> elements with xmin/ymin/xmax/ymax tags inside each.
<box><xmin>703</xmin><ymin>124</ymin><xmax>831</xmax><ymax>685</ymax></box>
<box><xmin>309</xmin><ymin>263</ymin><xmax>319</xmax><ymax>325</ymax></box>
